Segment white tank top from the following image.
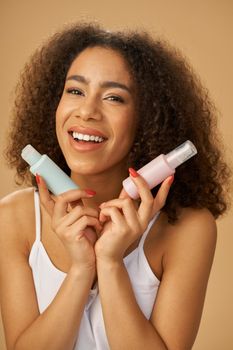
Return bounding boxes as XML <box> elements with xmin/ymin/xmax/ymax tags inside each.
<box><xmin>29</xmin><ymin>190</ymin><xmax>161</xmax><ymax>349</ymax></box>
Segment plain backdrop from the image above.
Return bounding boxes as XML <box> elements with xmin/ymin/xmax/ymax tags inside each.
<box><xmin>0</xmin><ymin>1</ymin><xmax>233</xmax><ymax>349</ymax></box>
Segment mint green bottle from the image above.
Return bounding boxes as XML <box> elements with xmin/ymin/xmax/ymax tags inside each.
<box><xmin>21</xmin><ymin>144</ymin><xmax>79</xmax><ymax>195</ymax></box>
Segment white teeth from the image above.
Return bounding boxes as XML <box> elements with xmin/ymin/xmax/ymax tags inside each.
<box><xmin>83</xmin><ymin>134</ymin><xmax>89</xmax><ymax>141</ymax></box>
<box><xmin>72</xmin><ymin>132</ymin><xmax>104</xmax><ymax>143</ymax></box>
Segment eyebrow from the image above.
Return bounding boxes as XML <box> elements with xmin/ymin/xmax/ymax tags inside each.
<box><xmin>66</xmin><ymin>74</ymin><xmax>132</xmax><ymax>94</ymax></box>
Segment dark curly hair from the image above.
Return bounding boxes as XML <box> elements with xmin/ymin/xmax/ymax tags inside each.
<box><xmin>5</xmin><ymin>22</ymin><xmax>232</xmax><ymax>223</ymax></box>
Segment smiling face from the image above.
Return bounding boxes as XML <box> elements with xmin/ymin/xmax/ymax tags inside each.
<box><xmin>56</xmin><ymin>46</ymin><xmax>138</xmax><ymax>176</ymax></box>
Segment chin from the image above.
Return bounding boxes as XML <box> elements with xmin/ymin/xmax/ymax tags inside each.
<box><xmin>68</xmin><ymin>161</ymin><xmax>103</xmax><ymax>176</ymax></box>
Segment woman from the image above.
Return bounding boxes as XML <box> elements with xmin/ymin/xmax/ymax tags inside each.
<box><xmin>0</xmin><ymin>23</ymin><xmax>231</xmax><ymax>350</ymax></box>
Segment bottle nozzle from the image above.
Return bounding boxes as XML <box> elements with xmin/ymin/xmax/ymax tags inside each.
<box><xmin>165</xmin><ymin>140</ymin><xmax>197</xmax><ymax>169</ymax></box>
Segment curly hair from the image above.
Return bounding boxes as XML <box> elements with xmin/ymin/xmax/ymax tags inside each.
<box><xmin>5</xmin><ymin>22</ymin><xmax>232</xmax><ymax>223</ymax></box>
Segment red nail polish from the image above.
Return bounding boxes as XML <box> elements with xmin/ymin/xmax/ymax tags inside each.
<box><xmin>129</xmin><ymin>167</ymin><xmax>139</xmax><ymax>178</ymax></box>
<box><xmin>85</xmin><ymin>189</ymin><xmax>96</xmax><ymax>196</ymax></box>
<box><xmin>36</xmin><ymin>173</ymin><xmax>40</xmax><ymax>185</ymax></box>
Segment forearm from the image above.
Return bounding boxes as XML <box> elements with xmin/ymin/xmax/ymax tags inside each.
<box><xmin>97</xmin><ymin>259</ymin><xmax>168</xmax><ymax>350</ymax></box>
<box><xmin>14</xmin><ymin>266</ymin><xmax>95</xmax><ymax>350</ymax></box>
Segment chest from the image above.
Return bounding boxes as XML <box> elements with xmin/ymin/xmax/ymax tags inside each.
<box><xmin>30</xmin><ymin>204</ymin><xmax>165</xmax><ymax>280</ymax></box>
<box><xmin>29</xmin><ymin>240</ymin><xmax>161</xmax><ymax>350</ymax></box>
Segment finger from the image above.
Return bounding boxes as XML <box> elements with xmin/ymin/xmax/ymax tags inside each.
<box><xmin>99</xmin><ymin>198</ymin><xmax>139</xmax><ymax>229</ymax></box>
<box><xmin>57</xmin><ymin>188</ymin><xmax>96</xmax><ymax>204</ymax></box>
<box><xmin>99</xmin><ymin>206</ymin><xmax>125</xmax><ymax>226</ymax></box>
<box><xmin>53</xmin><ymin>189</ymin><xmax>96</xmax><ymax>221</ymax></box>
<box><xmin>69</xmin><ymin>189</ymin><xmax>96</xmax><ymax>210</ymax></box>
<box><xmin>99</xmin><ymin>197</ymin><xmax>138</xmax><ymax>210</ymax></box>
<box><xmin>81</xmin><ymin>227</ymin><xmax>98</xmax><ymax>245</ymax></box>
<box><xmin>119</xmin><ymin>186</ymin><xmax>142</xmax><ymax>208</ymax></box>
<box><xmin>119</xmin><ymin>187</ymin><xmax>129</xmax><ymax>199</ymax></box>
<box><xmin>127</xmin><ymin>168</ymin><xmax>154</xmax><ymax>224</ymax></box>
<box><xmin>60</xmin><ymin>205</ymin><xmax>100</xmax><ymax>227</ymax></box>
<box><xmin>99</xmin><ymin>198</ymin><xmax>118</xmax><ymax>223</ymax></box>
<box><xmin>99</xmin><ymin>200</ymin><xmax>120</xmax><ymax>223</ymax></box>
<box><xmin>152</xmin><ymin>175</ymin><xmax>174</xmax><ymax>216</ymax></box>
<box><xmin>70</xmin><ymin>216</ymin><xmax>103</xmax><ymax>237</ymax></box>
<box><xmin>37</xmin><ymin>174</ymin><xmax>55</xmax><ymax>216</ymax></box>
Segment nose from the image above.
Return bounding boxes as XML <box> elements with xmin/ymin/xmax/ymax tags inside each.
<box><xmin>77</xmin><ymin>96</ymin><xmax>102</xmax><ymax>121</ymax></box>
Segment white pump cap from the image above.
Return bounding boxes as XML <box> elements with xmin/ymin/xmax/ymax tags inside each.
<box><xmin>165</xmin><ymin>140</ymin><xmax>197</xmax><ymax>169</ymax></box>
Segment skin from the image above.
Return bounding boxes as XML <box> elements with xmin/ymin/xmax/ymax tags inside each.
<box><xmin>0</xmin><ymin>47</ymin><xmax>217</xmax><ymax>350</ymax></box>
<box><xmin>56</xmin><ymin>47</ymin><xmax>138</xmax><ymax>207</ymax></box>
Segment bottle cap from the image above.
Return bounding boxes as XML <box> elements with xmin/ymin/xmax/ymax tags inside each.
<box><xmin>21</xmin><ymin>144</ymin><xmax>42</xmax><ymax>166</ymax></box>
<box><xmin>165</xmin><ymin>140</ymin><xmax>197</xmax><ymax>169</ymax></box>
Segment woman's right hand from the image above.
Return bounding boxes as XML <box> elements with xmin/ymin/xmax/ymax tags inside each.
<box><xmin>36</xmin><ymin>175</ymin><xmax>102</xmax><ymax>272</ymax></box>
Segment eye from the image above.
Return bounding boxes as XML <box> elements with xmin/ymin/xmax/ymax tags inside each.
<box><xmin>66</xmin><ymin>88</ymin><xmax>84</xmax><ymax>96</ymax></box>
<box><xmin>105</xmin><ymin>95</ymin><xmax>124</xmax><ymax>103</ymax></box>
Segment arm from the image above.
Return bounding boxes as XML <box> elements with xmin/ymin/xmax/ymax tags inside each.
<box><xmin>0</xmin><ymin>187</ymin><xmax>99</xmax><ymax>350</ymax></box>
<box><xmin>96</xmin><ymin>170</ymin><xmax>217</xmax><ymax>350</ymax></box>
<box><xmin>97</xmin><ymin>208</ymin><xmax>216</xmax><ymax>350</ymax></box>
<box><xmin>97</xmin><ymin>260</ymin><xmax>168</xmax><ymax>350</ymax></box>
<box><xmin>150</xmin><ymin>208</ymin><xmax>217</xmax><ymax>350</ymax></box>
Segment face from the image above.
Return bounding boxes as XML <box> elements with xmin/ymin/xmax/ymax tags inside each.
<box><xmin>56</xmin><ymin>46</ymin><xmax>137</xmax><ymax>176</ymax></box>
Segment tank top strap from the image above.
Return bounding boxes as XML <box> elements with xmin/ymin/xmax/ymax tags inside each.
<box><xmin>33</xmin><ymin>189</ymin><xmax>41</xmax><ymax>242</ymax></box>
<box><xmin>138</xmin><ymin>211</ymin><xmax>160</xmax><ymax>249</ymax></box>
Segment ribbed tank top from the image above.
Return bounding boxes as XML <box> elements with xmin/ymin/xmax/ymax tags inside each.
<box><xmin>29</xmin><ymin>190</ymin><xmax>161</xmax><ymax>349</ymax></box>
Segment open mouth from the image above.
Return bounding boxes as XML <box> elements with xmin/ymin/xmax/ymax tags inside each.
<box><xmin>68</xmin><ymin>131</ymin><xmax>107</xmax><ymax>144</ymax></box>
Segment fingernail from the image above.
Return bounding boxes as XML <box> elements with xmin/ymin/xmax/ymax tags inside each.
<box><xmin>36</xmin><ymin>173</ymin><xmax>40</xmax><ymax>185</ymax></box>
<box><xmin>129</xmin><ymin>167</ymin><xmax>139</xmax><ymax>178</ymax></box>
<box><xmin>85</xmin><ymin>189</ymin><xmax>96</xmax><ymax>196</ymax></box>
<box><xmin>168</xmin><ymin>175</ymin><xmax>174</xmax><ymax>185</ymax></box>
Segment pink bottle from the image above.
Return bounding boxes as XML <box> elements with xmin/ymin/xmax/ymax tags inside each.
<box><xmin>123</xmin><ymin>140</ymin><xmax>197</xmax><ymax>199</ymax></box>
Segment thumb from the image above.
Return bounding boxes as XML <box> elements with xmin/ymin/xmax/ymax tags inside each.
<box><xmin>119</xmin><ymin>187</ymin><xmax>129</xmax><ymax>199</ymax></box>
<box><xmin>119</xmin><ymin>187</ymin><xmax>140</xmax><ymax>211</ymax></box>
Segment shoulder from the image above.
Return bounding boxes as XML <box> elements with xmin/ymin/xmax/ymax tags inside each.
<box><xmin>0</xmin><ymin>187</ymin><xmax>36</xmax><ymax>223</ymax></box>
<box><xmin>0</xmin><ymin>186</ymin><xmax>35</xmax><ymax>207</ymax></box>
<box><xmin>146</xmin><ymin>207</ymin><xmax>217</xmax><ymax>278</ymax></box>
<box><xmin>151</xmin><ymin>207</ymin><xmax>217</xmax><ymax>246</ymax></box>
<box><xmin>0</xmin><ymin>187</ymin><xmax>36</xmax><ymax>256</ymax></box>
<box><xmin>159</xmin><ymin>207</ymin><xmax>217</xmax><ymax>271</ymax></box>
<box><xmin>162</xmin><ymin>207</ymin><xmax>217</xmax><ymax>252</ymax></box>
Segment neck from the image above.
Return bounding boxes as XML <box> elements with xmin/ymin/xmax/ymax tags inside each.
<box><xmin>71</xmin><ymin>164</ymin><xmax>129</xmax><ymax>209</ymax></box>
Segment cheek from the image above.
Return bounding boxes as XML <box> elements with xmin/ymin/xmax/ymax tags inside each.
<box><xmin>117</xmin><ymin>112</ymin><xmax>137</xmax><ymax>141</ymax></box>
<box><xmin>55</xmin><ymin>99</ymin><xmax>68</xmax><ymax>132</ymax></box>
<box><xmin>55</xmin><ymin>109</ymin><xmax>61</xmax><ymax>137</ymax></box>
<box><xmin>56</xmin><ymin>97</ymin><xmax>66</xmax><ymax>117</ymax></box>
<box><xmin>113</xmin><ymin>114</ymin><xmax>137</xmax><ymax>153</ymax></box>
<box><xmin>55</xmin><ymin>103</ymin><xmax>66</xmax><ymax>147</ymax></box>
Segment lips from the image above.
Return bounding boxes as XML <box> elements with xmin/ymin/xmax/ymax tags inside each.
<box><xmin>67</xmin><ymin>126</ymin><xmax>108</xmax><ymax>139</ymax></box>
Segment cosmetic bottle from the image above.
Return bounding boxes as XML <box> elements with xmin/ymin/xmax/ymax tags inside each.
<box><xmin>21</xmin><ymin>144</ymin><xmax>79</xmax><ymax>195</ymax></box>
<box><xmin>123</xmin><ymin>140</ymin><xmax>197</xmax><ymax>199</ymax></box>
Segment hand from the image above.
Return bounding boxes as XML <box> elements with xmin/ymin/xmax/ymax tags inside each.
<box><xmin>36</xmin><ymin>175</ymin><xmax>102</xmax><ymax>271</ymax></box>
<box><xmin>95</xmin><ymin>170</ymin><xmax>174</xmax><ymax>263</ymax></box>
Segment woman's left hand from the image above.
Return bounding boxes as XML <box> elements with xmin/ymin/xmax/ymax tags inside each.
<box><xmin>95</xmin><ymin>169</ymin><xmax>174</xmax><ymax>263</ymax></box>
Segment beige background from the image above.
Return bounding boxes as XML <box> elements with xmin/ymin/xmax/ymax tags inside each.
<box><xmin>1</xmin><ymin>0</ymin><xmax>233</xmax><ymax>349</ymax></box>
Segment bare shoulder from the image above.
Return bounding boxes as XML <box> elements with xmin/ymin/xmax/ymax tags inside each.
<box><xmin>161</xmin><ymin>207</ymin><xmax>217</xmax><ymax>263</ymax></box>
<box><xmin>0</xmin><ymin>187</ymin><xmax>36</xmax><ymax>256</ymax></box>
<box><xmin>0</xmin><ymin>187</ymin><xmax>35</xmax><ymax>207</ymax></box>
<box><xmin>145</xmin><ymin>207</ymin><xmax>217</xmax><ymax>280</ymax></box>
<box><xmin>168</xmin><ymin>206</ymin><xmax>216</xmax><ymax>231</ymax></box>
